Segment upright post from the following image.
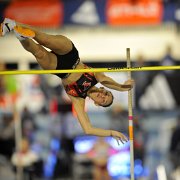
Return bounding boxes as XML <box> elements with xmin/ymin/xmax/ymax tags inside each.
<box><xmin>14</xmin><ymin>108</ymin><xmax>23</xmax><ymax>180</ymax></box>
<box><xmin>126</xmin><ymin>48</ymin><xmax>135</xmax><ymax>180</ymax></box>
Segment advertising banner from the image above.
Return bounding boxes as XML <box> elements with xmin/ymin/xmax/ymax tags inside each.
<box><xmin>63</xmin><ymin>0</ymin><xmax>106</xmax><ymax>25</ymax></box>
<box><xmin>1</xmin><ymin>0</ymin><xmax>176</xmax><ymax>27</ymax></box>
<box><xmin>4</xmin><ymin>0</ymin><xmax>63</xmax><ymax>27</ymax></box>
<box><xmin>106</xmin><ymin>0</ymin><xmax>163</xmax><ymax>25</ymax></box>
<box><xmin>163</xmin><ymin>3</ymin><xmax>176</xmax><ymax>22</ymax></box>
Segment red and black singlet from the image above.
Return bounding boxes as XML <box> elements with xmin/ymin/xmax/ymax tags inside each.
<box><xmin>65</xmin><ymin>72</ymin><xmax>98</xmax><ymax>98</ymax></box>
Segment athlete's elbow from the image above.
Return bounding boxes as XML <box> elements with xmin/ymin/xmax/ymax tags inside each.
<box><xmin>83</xmin><ymin>126</ymin><xmax>93</xmax><ymax>135</ymax></box>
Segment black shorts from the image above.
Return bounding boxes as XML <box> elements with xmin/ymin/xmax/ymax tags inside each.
<box><xmin>51</xmin><ymin>43</ymin><xmax>80</xmax><ymax>79</ymax></box>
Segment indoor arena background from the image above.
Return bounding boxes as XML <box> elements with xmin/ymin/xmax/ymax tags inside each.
<box><xmin>0</xmin><ymin>0</ymin><xmax>180</xmax><ymax>180</ymax></box>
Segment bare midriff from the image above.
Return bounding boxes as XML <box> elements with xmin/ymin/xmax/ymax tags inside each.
<box><xmin>62</xmin><ymin>61</ymin><xmax>92</xmax><ymax>86</ymax></box>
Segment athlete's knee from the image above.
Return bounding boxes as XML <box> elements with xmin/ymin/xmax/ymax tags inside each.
<box><xmin>40</xmin><ymin>35</ymin><xmax>70</xmax><ymax>48</ymax></box>
<box><xmin>39</xmin><ymin>36</ymin><xmax>52</xmax><ymax>47</ymax></box>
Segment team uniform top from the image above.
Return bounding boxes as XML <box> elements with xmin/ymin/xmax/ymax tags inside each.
<box><xmin>65</xmin><ymin>72</ymin><xmax>98</xmax><ymax>98</ymax></box>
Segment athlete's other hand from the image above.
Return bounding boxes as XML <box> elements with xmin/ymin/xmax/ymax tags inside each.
<box><xmin>111</xmin><ymin>130</ymin><xmax>128</xmax><ymax>145</ymax></box>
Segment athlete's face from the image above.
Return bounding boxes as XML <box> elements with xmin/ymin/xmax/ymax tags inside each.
<box><xmin>90</xmin><ymin>88</ymin><xmax>113</xmax><ymax>107</ymax></box>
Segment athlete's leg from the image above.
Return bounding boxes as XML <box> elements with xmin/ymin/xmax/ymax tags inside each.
<box><xmin>1</xmin><ymin>18</ymin><xmax>73</xmax><ymax>55</ymax></box>
<box><xmin>33</xmin><ymin>30</ymin><xmax>73</xmax><ymax>55</ymax></box>
<box><xmin>15</xmin><ymin>22</ymin><xmax>73</xmax><ymax>55</ymax></box>
<box><xmin>18</xmin><ymin>38</ymin><xmax>57</xmax><ymax>70</ymax></box>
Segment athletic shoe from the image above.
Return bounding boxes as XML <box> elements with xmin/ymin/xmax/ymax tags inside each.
<box><xmin>0</xmin><ymin>18</ymin><xmax>16</xmax><ymax>36</ymax></box>
<box><xmin>14</xmin><ymin>26</ymin><xmax>35</xmax><ymax>41</ymax></box>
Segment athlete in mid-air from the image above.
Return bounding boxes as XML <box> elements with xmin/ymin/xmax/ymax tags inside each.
<box><xmin>0</xmin><ymin>18</ymin><xmax>134</xmax><ymax>143</ymax></box>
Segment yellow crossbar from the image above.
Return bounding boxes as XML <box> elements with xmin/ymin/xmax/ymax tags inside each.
<box><xmin>0</xmin><ymin>65</ymin><xmax>179</xmax><ymax>75</ymax></box>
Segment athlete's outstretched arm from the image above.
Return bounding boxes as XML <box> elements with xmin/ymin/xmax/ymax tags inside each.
<box><xmin>95</xmin><ymin>73</ymin><xmax>134</xmax><ymax>91</ymax></box>
<box><xmin>69</xmin><ymin>95</ymin><xmax>128</xmax><ymax>142</ymax></box>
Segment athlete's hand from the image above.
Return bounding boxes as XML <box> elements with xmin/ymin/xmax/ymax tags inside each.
<box><xmin>111</xmin><ymin>130</ymin><xmax>128</xmax><ymax>145</ymax></box>
<box><xmin>123</xmin><ymin>79</ymin><xmax>134</xmax><ymax>90</ymax></box>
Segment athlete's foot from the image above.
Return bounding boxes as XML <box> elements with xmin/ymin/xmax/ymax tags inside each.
<box><xmin>0</xmin><ymin>18</ymin><xmax>16</xmax><ymax>37</ymax></box>
<box><xmin>14</xmin><ymin>26</ymin><xmax>35</xmax><ymax>41</ymax></box>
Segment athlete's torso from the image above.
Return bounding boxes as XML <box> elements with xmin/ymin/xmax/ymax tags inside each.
<box><xmin>64</xmin><ymin>71</ymin><xmax>98</xmax><ymax>98</ymax></box>
<box><xmin>62</xmin><ymin>62</ymin><xmax>87</xmax><ymax>85</ymax></box>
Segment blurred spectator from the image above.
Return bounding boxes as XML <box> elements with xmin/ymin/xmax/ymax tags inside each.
<box><xmin>132</xmin><ymin>54</ymin><xmax>150</xmax><ymax>109</ymax></box>
<box><xmin>0</xmin><ymin>62</ymin><xmax>7</xmax><ymax>107</ymax></box>
<box><xmin>49</xmin><ymin>94</ymin><xmax>59</xmax><ymax>116</ymax></box>
<box><xmin>61</xmin><ymin>112</ymin><xmax>78</xmax><ymax>141</ymax></box>
<box><xmin>57</xmin><ymin>113</ymin><xmax>77</xmax><ymax>178</ymax></box>
<box><xmin>0</xmin><ymin>61</ymin><xmax>18</xmax><ymax>109</ymax></box>
<box><xmin>38</xmin><ymin>73</ymin><xmax>63</xmax><ymax>112</ymax></box>
<box><xmin>169</xmin><ymin>116</ymin><xmax>180</xmax><ymax>170</ymax></box>
<box><xmin>21</xmin><ymin>106</ymin><xmax>36</xmax><ymax>142</ymax></box>
<box><xmin>0</xmin><ymin>112</ymin><xmax>15</xmax><ymax>159</ymax></box>
<box><xmin>11</xmin><ymin>137</ymin><xmax>40</xmax><ymax>180</ymax></box>
<box><xmin>87</xmin><ymin>137</ymin><xmax>111</xmax><ymax>180</ymax></box>
<box><xmin>11</xmin><ymin>137</ymin><xmax>39</xmax><ymax>167</ymax></box>
<box><xmin>160</xmin><ymin>45</ymin><xmax>176</xmax><ymax>76</ymax></box>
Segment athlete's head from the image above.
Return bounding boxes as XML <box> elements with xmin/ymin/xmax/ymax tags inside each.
<box><xmin>89</xmin><ymin>87</ymin><xmax>114</xmax><ymax>107</ymax></box>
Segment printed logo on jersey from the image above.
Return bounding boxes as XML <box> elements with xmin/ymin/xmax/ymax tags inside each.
<box><xmin>82</xmin><ymin>81</ymin><xmax>91</xmax><ymax>91</ymax></box>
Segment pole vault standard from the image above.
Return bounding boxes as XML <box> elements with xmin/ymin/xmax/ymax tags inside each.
<box><xmin>127</xmin><ymin>48</ymin><xmax>135</xmax><ymax>180</ymax></box>
<box><xmin>0</xmin><ymin>65</ymin><xmax>180</xmax><ymax>75</ymax></box>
